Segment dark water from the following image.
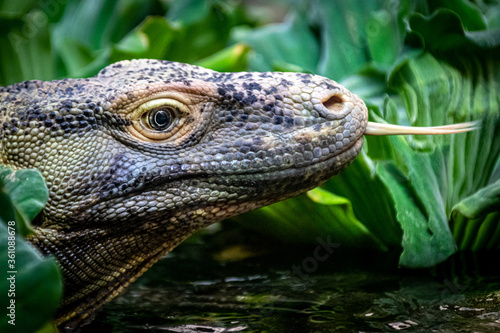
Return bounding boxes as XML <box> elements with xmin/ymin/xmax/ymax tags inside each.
<box><xmin>86</xmin><ymin>239</ymin><xmax>500</xmax><ymax>333</ymax></box>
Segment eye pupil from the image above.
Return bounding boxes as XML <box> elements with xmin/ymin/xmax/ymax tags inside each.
<box><xmin>154</xmin><ymin>110</ymin><xmax>169</xmax><ymax>126</ymax></box>
<box><xmin>149</xmin><ymin>108</ymin><xmax>173</xmax><ymax>130</ymax></box>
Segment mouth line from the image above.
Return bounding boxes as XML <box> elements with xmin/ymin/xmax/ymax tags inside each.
<box><xmin>206</xmin><ymin>137</ymin><xmax>364</xmax><ymax>184</ymax></box>
<box><xmin>94</xmin><ymin>123</ymin><xmax>363</xmax><ymax>207</ymax></box>
<box><xmin>136</xmin><ymin>137</ymin><xmax>363</xmax><ymax>195</ymax></box>
<box><xmin>81</xmin><ymin>139</ymin><xmax>364</xmax><ymax>226</ymax></box>
<box><xmin>138</xmin><ymin>133</ymin><xmax>363</xmax><ymax>187</ymax></box>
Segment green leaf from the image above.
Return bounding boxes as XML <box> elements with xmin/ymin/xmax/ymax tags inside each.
<box><xmin>35</xmin><ymin>321</ymin><xmax>59</xmax><ymax>333</ymax></box>
<box><xmin>195</xmin><ymin>44</ymin><xmax>249</xmax><ymax>72</ymax></box>
<box><xmin>54</xmin><ymin>38</ymin><xmax>96</xmax><ymax>78</ymax></box>
<box><xmin>428</xmin><ymin>0</ymin><xmax>487</xmax><ymax>31</ymax></box>
<box><xmin>0</xmin><ymin>13</ymin><xmax>55</xmax><ymax>86</ymax></box>
<box><xmin>231</xmin><ymin>187</ymin><xmax>388</xmax><ymax>250</ymax></box>
<box><xmin>450</xmin><ymin>178</ymin><xmax>500</xmax><ymax>251</ymax></box>
<box><xmin>0</xmin><ymin>223</ymin><xmax>62</xmax><ymax>333</ymax></box>
<box><xmin>51</xmin><ymin>0</ymin><xmax>162</xmax><ymax>77</ymax></box>
<box><xmin>52</xmin><ymin>0</ymin><xmax>161</xmax><ymax>51</ymax></box>
<box><xmin>388</xmin><ymin>54</ymin><xmax>500</xmax><ymax>208</ymax></box>
<box><xmin>0</xmin><ymin>166</ymin><xmax>49</xmax><ymax>237</ymax></box>
<box><xmin>451</xmin><ymin>211</ymin><xmax>500</xmax><ymax>251</ymax></box>
<box><xmin>409</xmin><ymin>9</ymin><xmax>500</xmax><ymax>52</ymax></box>
<box><xmin>0</xmin><ymin>166</ymin><xmax>60</xmax><ymax>331</ymax></box>
<box><xmin>232</xmin><ymin>1</ymin><xmax>500</xmax><ymax>265</ymax></box>
<box><xmin>166</xmin><ymin>0</ymin><xmax>210</xmax><ymax>26</ymax></box>
<box><xmin>321</xmin><ymin>151</ymin><xmax>402</xmax><ymax>248</ymax></box>
<box><xmin>377</xmin><ymin>137</ymin><xmax>457</xmax><ymax>268</ymax></box>
<box><xmin>366</xmin><ymin>0</ymin><xmax>410</xmax><ymax>70</ymax></box>
<box><xmin>310</xmin><ymin>0</ymin><xmax>387</xmax><ymax>80</ymax></box>
<box><xmin>307</xmin><ymin>187</ymin><xmax>352</xmax><ymax>206</ymax></box>
<box><xmin>379</xmin><ymin>53</ymin><xmax>500</xmax><ymax>264</ymax></box>
<box><xmin>238</xmin><ymin>14</ymin><xmax>319</xmax><ymax>73</ymax></box>
<box><xmin>0</xmin><ymin>0</ymin><xmax>39</xmax><ymax>18</ymax></box>
<box><xmin>110</xmin><ymin>16</ymin><xmax>176</xmax><ymax>62</ymax></box>
<box><xmin>164</xmin><ymin>1</ymin><xmax>247</xmax><ymax>64</ymax></box>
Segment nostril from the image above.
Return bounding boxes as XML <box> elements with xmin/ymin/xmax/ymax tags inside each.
<box><xmin>322</xmin><ymin>95</ymin><xmax>344</xmax><ymax>112</ymax></box>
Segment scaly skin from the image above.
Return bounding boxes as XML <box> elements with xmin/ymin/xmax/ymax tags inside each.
<box><xmin>0</xmin><ymin>59</ymin><xmax>367</xmax><ymax>329</ymax></box>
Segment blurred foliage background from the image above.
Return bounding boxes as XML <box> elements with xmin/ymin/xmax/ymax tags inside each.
<box><xmin>1</xmin><ymin>0</ymin><xmax>500</xmax><ymax>331</ymax></box>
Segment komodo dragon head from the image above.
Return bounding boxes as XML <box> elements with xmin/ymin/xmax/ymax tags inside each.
<box><xmin>0</xmin><ymin>59</ymin><xmax>474</xmax><ymax>329</ymax></box>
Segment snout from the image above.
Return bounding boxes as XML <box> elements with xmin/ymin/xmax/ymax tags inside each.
<box><xmin>291</xmin><ymin>78</ymin><xmax>368</xmax><ymax>155</ymax></box>
<box><xmin>315</xmin><ymin>83</ymin><xmax>369</xmax><ymax>124</ymax></box>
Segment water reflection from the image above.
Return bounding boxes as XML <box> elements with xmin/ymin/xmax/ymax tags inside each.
<box><xmin>151</xmin><ymin>324</ymin><xmax>248</xmax><ymax>332</ymax></box>
<box><xmin>86</xmin><ymin>244</ymin><xmax>500</xmax><ymax>332</ymax></box>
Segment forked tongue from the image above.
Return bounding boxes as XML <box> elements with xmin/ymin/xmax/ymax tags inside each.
<box><xmin>365</xmin><ymin>121</ymin><xmax>478</xmax><ymax>136</ymax></box>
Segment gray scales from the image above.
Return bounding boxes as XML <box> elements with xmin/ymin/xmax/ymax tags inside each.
<box><xmin>0</xmin><ymin>59</ymin><xmax>475</xmax><ymax>330</ymax></box>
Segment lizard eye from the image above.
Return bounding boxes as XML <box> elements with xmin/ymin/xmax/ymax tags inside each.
<box><xmin>131</xmin><ymin>98</ymin><xmax>187</xmax><ymax>141</ymax></box>
<box><xmin>143</xmin><ymin>107</ymin><xmax>175</xmax><ymax>131</ymax></box>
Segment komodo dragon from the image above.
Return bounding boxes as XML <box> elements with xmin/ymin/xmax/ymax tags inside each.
<box><xmin>0</xmin><ymin>59</ymin><xmax>474</xmax><ymax>330</ymax></box>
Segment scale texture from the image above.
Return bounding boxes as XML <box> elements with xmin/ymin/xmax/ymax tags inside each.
<box><xmin>0</xmin><ymin>59</ymin><xmax>368</xmax><ymax>328</ymax></box>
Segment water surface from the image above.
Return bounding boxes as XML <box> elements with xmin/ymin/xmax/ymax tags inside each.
<box><xmin>86</xmin><ymin>240</ymin><xmax>500</xmax><ymax>332</ymax></box>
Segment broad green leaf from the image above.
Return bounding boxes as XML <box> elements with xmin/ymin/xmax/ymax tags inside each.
<box><xmin>166</xmin><ymin>0</ymin><xmax>210</xmax><ymax>26</ymax></box>
<box><xmin>238</xmin><ymin>14</ymin><xmax>319</xmax><ymax>73</ymax></box>
<box><xmin>307</xmin><ymin>187</ymin><xmax>392</xmax><ymax>251</ymax></box>
<box><xmin>321</xmin><ymin>151</ymin><xmax>402</xmax><ymax>248</ymax></box>
<box><xmin>377</xmin><ymin>137</ymin><xmax>457</xmax><ymax>268</ymax></box>
<box><xmin>307</xmin><ymin>187</ymin><xmax>352</xmax><ymax>206</ymax></box>
<box><xmin>409</xmin><ymin>9</ymin><xmax>500</xmax><ymax>52</ymax></box>
<box><xmin>389</xmin><ymin>55</ymin><xmax>500</xmax><ymax>211</ymax></box>
<box><xmin>51</xmin><ymin>0</ymin><xmax>162</xmax><ymax>77</ymax></box>
<box><xmin>164</xmin><ymin>1</ymin><xmax>246</xmax><ymax>64</ymax></box>
<box><xmin>340</xmin><ymin>71</ymin><xmax>389</xmax><ymax>104</ymax></box>
<box><xmin>234</xmin><ymin>1</ymin><xmax>500</xmax><ymax>264</ymax></box>
<box><xmin>451</xmin><ymin>211</ymin><xmax>500</xmax><ymax>251</ymax></box>
<box><xmin>309</xmin><ymin>0</ymin><xmax>386</xmax><ymax>80</ymax></box>
<box><xmin>389</xmin><ymin>53</ymin><xmax>463</xmax><ymax>129</ymax></box>
<box><xmin>379</xmin><ymin>53</ymin><xmax>500</xmax><ymax>262</ymax></box>
<box><xmin>0</xmin><ymin>166</ymin><xmax>49</xmax><ymax>237</ymax></box>
<box><xmin>195</xmin><ymin>44</ymin><xmax>249</xmax><ymax>72</ymax></box>
<box><xmin>483</xmin><ymin>2</ymin><xmax>500</xmax><ymax>28</ymax></box>
<box><xmin>0</xmin><ymin>167</ymin><xmax>59</xmax><ymax>331</ymax></box>
<box><xmin>0</xmin><ymin>0</ymin><xmax>39</xmax><ymax>17</ymax></box>
<box><xmin>0</xmin><ymin>223</ymin><xmax>62</xmax><ymax>333</ymax></box>
<box><xmin>0</xmin><ymin>14</ymin><xmax>55</xmax><ymax>86</ymax></box>
<box><xmin>366</xmin><ymin>4</ymin><xmax>406</xmax><ymax>68</ymax></box>
<box><xmin>35</xmin><ymin>321</ymin><xmax>59</xmax><ymax>333</ymax></box>
<box><xmin>52</xmin><ymin>0</ymin><xmax>161</xmax><ymax>50</ymax></box>
<box><xmin>53</xmin><ymin>38</ymin><xmax>96</xmax><ymax>78</ymax></box>
<box><xmin>110</xmin><ymin>16</ymin><xmax>176</xmax><ymax>62</ymax></box>
<box><xmin>428</xmin><ymin>0</ymin><xmax>487</xmax><ymax>31</ymax></box>
<box><xmin>231</xmin><ymin>187</ymin><xmax>387</xmax><ymax>250</ymax></box>
<box><xmin>450</xmin><ymin>178</ymin><xmax>500</xmax><ymax>251</ymax></box>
